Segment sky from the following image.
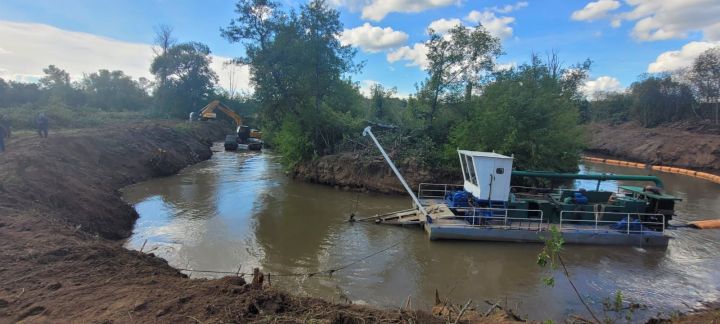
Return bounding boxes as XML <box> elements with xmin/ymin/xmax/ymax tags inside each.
<box><xmin>0</xmin><ymin>0</ymin><xmax>719</xmax><ymax>98</ymax></box>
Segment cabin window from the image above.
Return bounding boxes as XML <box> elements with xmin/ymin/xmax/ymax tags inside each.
<box><xmin>461</xmin><ymin>155</ymin><xmax>471</xmax><ymax>181</ymax></box>
<box><xmin>465</xmin><ymin>155</ymin><xmax>478</xmax><ymax>185</ymax></box>
<box><xmin>496</xmin><ymin>168</ymin><xmax>504</xmax><ymax>174</ymax></box>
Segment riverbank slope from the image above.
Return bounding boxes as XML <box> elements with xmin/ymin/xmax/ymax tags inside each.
<box><xmin>294</xmin><ymin>152</ymin><xmax>459</xmax><ymax>194</ymax></box>
<box><xmin>0</xmin><ymin>122</ymin><xmax>463</xmax><ymax>323</ymax></box>
<box><xmin>586</xmin><ymin>121</ymin><xmax>720</xmax><ymax>172</ymax></box>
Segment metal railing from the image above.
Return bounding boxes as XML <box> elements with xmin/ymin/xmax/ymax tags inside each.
<box><xmin>433</xmin><ymin>206</ymin><xmax>545</xmax><ymax>231</ymax></box>
<box><xmin>510</xmin><ymin>186</ymin><xmax>563</xmax><ymax>194</ymax></box>
<box><xmin>559</xmin><ymin>211</ymin><xmax>665</xmax><ymax>235</ymax></box>
<box><xmin>417</xmin><ymin>183</ymin><xmax>464</xmax><ymax>200</ymax></box>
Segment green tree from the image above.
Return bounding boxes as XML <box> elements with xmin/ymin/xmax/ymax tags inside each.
<box><xmin>150</xmin><ymin>42</ymin><xmax>218</xmax><ymax>117</ymax></box>
<box><xmin>688</xmin><ymin>47</ymin><xmax>720</xmax><ymax>124</ymax></box>
<box><xmin>39</xmin><ymin>65</ymin><xmax>84</xmax><ymax>107</ymax></box>
<box><xmin>80</xmin><ymin>70</ymin><xmax>151</xmax><ymax>111</ymax></box>
<box><xmin>629</xmin><ymin>74</ymin><xmax>694</xmax><ymax>127</ymax></box>
<box><xmin>447</xmin><ymin>55</ymin><xmax>588</xmax><ymax>172</ymax></box>
<box><xmin>589</xmin><ymin>92</ymin><xmax>632</xmax><ymax>124</ymax></box>
<box><xmin>420</xmin><ymin>24</ymin><xmax>502</xmax><ymax>124</ymax></box>
<box><xmin>222</xmin><ymin>0</ymin><xmax>363</xmax><ymax>166</ymax></box>
<box><xmin>39</xmin><ymin>65</ymin><xmax>71</xmax><ymax>89</ymax></box>
<box><xmin>368</xmin><ymin>83</ymin><xmax>397</xmax><ymax>121</ymax></box>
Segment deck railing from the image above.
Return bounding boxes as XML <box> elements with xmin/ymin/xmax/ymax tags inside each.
<box><xmin>559</xmin><ymin>211</ymin><xmax>665</xmax><ymax>235</ymax></box>
<box><xmin>436</xmin><ymin>206</ymin><xmax>545</xmax><ymax>231</ymax></box>
<box><xmin>417</xmin><ymin>183</ymin><xmax>464</xmax><ymax>200</ymax></box>
<box><xmin>510</xmin><ymin>186</ymin><xmax>563</xmax><ymax>195</ymax></box>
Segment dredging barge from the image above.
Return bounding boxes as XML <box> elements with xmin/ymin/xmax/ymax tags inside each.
<box><xmin>360</xmin><ymin>127</ymin><xmax>679</xmax><ymax>247</ymax></box>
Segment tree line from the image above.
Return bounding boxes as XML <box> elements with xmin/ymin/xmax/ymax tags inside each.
<box><xmin>224</xmin><ymin>0</ymin><xmax>589</xmax><ymax>172</ymax></box>
<box><xmin>4</xmin><ymin>0</ymin><xmax>717</xmax><ymax>173</ymax></box>
<box><xmin>588</xmin><ymin>47</ymin><xmax>720</xmax><ymax>127</ymax></box>
<box><xmin>0</xmin><ymin>25</ymin><xmax>255</xmax><ymax>129</ymax></box>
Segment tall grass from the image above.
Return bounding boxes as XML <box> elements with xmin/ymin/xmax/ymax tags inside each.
<box><xmin>0</xmin><ymin>105</ymin><xmax>151</xmax><ymax>130</ymax></box>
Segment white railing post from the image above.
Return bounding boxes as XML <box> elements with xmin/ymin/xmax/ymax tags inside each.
<box><xmin>627</xmin><ymin>214</ymin><xmax>631</xmax><ymax>234</ymax></box>
<box><xmin>662</xmin><ymin>215</ymin><xmax>665</xmax><ymax>233</ymax></box>
<box><xmin>559</xmin><ymin>211</ymin><xmax>564</xmax><ymax>231</ymax></box>
<box><xmin>595</xmin><ymin>212</ymin><xmax>598</xmax><ymax>231</ymax></box>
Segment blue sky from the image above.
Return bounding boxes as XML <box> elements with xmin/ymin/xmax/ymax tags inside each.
<box><xmin>0</xmin><ymin>0</ymin><xmax>718</xmax><ymax>97</ymax></box>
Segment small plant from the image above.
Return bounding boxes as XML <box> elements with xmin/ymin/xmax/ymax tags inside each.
<box><xmin>537</xmin><ymin>225</ymin><xmax>564</xmax><ymax>287</ymax></box>
<box><xmin>601</xmin><ymin>290</ymin><xmax>643</xmax><ymax>323</ymax></box>
<box><xmin>537</xmin><ymin>225</ymin><xmax>601</xmax><ymax>323</ymax></box>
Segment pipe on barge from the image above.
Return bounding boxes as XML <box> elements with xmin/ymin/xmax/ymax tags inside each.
<box><xmin>512</xmin><ymin>170</ymin><xmax>664</xmax><ymax>188</ymax></box>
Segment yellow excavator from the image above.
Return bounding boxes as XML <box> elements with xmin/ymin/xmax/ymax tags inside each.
<box><xmin>198</xmin><ymin>100</ymin><xmax>262</xmax><ymax>151</ymax></box>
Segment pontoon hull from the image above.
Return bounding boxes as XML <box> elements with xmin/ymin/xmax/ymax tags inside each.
<box><xmin>425</xmin><ymin>223</ymin><xmax>670</xmax><ymax>247</ymax></box>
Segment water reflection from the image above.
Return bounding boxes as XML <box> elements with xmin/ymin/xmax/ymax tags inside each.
<box><xmin>123</xmin><ymin>145</ymin><xmax>720</xmax><ymax>320</ymax></box>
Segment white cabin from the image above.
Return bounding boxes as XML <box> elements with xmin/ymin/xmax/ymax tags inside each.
<box><xmin>457</xmin><ymin>150</ymin><xmax>513</xmax><ymax>202</ymax></box>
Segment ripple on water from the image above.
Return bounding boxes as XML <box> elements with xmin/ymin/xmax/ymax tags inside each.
<box><xmin>122</xmin><ymin>150</ymin><xmax>720</xmax><ymax>321</ymax></box>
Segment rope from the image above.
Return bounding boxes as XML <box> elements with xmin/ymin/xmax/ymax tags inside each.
<box><xmin>177</xmin><ymin>232</ymin><xmax>411</xmax><ymax>278</ymax></box>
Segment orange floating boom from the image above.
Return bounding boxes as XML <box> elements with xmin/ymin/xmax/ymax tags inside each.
<box><xmin>689</xmin><ymin>220</ymin><xmax>720</xmax><ymax>229</ymax></box>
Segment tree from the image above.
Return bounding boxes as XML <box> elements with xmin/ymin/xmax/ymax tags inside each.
<box><xmin>222</xmin><ymin>0</ymin><xmax>363</xmax><ymax>165</ymax></box>
<box><xmin>447</xmin><ymin>55</ymin><xmax>588</xmax><ymax>172</ymax></box>
<box><xmin>0</xmin><ymin>78</ymin><xmax>7</xmax><ymax>107</ymax></box>
<box><xmin>39</xmin><ymin>65</ymin><xmax>71</xmax><ymax>89</ymax></box>
<box><xmin>151</xmin><ymin>42</ymin><xmax>218</xmax><ymax>117</ymax></box>
<box><xmin>369</xmin><ymin>83</ymin><xmax>397</xmax><ymax>121</ymax></box>
<box><xmin>688</xmin><ymin>47</ymin><xmax>720</xmax><ymax>124</ymax></box>
<box><xmin>38</xmin><ymin>65</ymin><xmax>83</xmax><ymax>106</ymax></box>
<box><xmin>421</xmin><ymin>24</ymin><xmax>502</xmax><ymax>124</ymax></box>
<box><xmin>629</xmin><ymin>74</ymin><xmax>694</xmax><ymax>127</ymax></box>
<box><xmin>80</xmin><ymin>70</ymin><xmax>151</xmax><ymax>111</ymax></box>
<box><xmin>589</xmin><ymin>92</ymin><xmax>632</xmax><ymax>124</ymax></box>
<box><xmin>221</xmin><ymin>0</ymin><xmax>279</xmax><ymax>52</ymax></box>
<box><xmin>152</xmin><ymin>25</ymin><xmax>177</xmax><ymax>94</ymax></box>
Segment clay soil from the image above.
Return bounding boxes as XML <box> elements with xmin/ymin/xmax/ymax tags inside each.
<box><xmin>586</xmin><ymin>121</ymin><xmax>720</xmax><ymax>172</ymax></box>
<box><xmin>0</xmin><ymin>121</ymin><xmax>520</xmax><ymax>323</ymax></box>
<box><xmin>294</xmin><ymin>152</ymin><xmax>459</xmax><ymax>194</ymax></box>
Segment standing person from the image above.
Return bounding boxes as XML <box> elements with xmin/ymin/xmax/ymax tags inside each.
<box><xmin>0</xmin><ymin>115</ymin><xmax>9</xmax><ymax>153</ymax></box>
<box><xmin>36</xmin><ymin>112</ymin><xmax>49</xmax><ymax>138</ymax></box>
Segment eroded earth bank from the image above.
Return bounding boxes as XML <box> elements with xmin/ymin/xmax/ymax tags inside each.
<box><xmin>0</xmin><ymin>122</ymin><xmax>476</xmax><ymax>323</ymax></box>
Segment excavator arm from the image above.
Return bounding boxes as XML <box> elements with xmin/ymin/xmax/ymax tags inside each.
<box><xmin>199</xmin><ymin>100</ymin><xmax>243</xmax><ymax>126</ymax></box>
<box><xmin>198</xmin><ymin>100</ymin><xmax>262</xmax><ymax>140</ymax></box>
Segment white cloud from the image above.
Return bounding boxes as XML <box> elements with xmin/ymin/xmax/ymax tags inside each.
<box><xmin>428</xmin><ymin>18</ymin><xmax>463</xmax><ymax>34</ymax></box>
<box><xmin>465</xmin><ymin>10</ymin><xmax>516</xmax><ymax>39</ymax></box>
<box><xmin>387</xmin><ymin>43</ymin><xmax>429</xmax><ymax>69</ymax></box>
<box><xmin>624</xmin><ymin>0</ymin><xmax>720</xmax><ymax>41</ymax></box>
<box><xmin>648</xmin><ymin>41</ymin><xmax>720</xmax><ymax>73</ymax></box>
<box><xmin>573</xmin><ymin>0</ymin><xmax>720</xmax><ymax>42</ymax></box>
<box><xmin>582</xmin><ymin>76</ymin><xmax>624</xmax><ymax>99</ymax></box>
<box><xmin>490</xmin><ymin>1</ymin><xmax>528</xmax><ymax>14</ymax></box>
<box><xmin>494</xmin><ymin>62</ymin><xmax>516</xmax><ymax>71</ymax></box>
<box><xmin>0</xmin><ymin>20</ymin><xmax>250</xmax><ymax>92</ymax></box>
<box><xmin>339</xmin><ymin>23</ymin><xmax>408</xmax><ymax>53</ymax></box>
<box><xmin>571</xmin><ymin>0</ymin><xmax>620</xmax><ymax>21</ymax></box>
<box><xmin>361</xmin><ymin>0</ymin><xmax>457</xmax><ymax>21</ymax></box>
<box><xmin>358</xmin><ymin>79</ymin><xmax>378</xmax><ymax>97</ymax></box>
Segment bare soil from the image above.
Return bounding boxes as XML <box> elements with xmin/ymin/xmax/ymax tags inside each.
<box><xmin>294</xmin><ymin>152</ymin><xmax>459</xmax><ymax>194</ymax></box>
<box><xmin>586</xmin><ymin>121</ymin><xmax>720</xmax><ymax>172</ymax></box>
<box><xmin>0</xmin><ymin>121</ymin><xmax>520</xmax><ymax>323</ymax></box>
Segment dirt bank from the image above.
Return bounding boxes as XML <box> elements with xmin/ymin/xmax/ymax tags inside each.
<box><xmin>0</xmin><ymin>121</ymin><xmax>520</xmax><ymax>323</ymax></box>
<box><xmin>586</xmin><ymin>122</ymin><xmax>720</xmax><ymax>172</ymax></box>
<box><xmin>294</xmin><ymin>152</ymin><xmax>460</xmax><ymax>194</ymax></box>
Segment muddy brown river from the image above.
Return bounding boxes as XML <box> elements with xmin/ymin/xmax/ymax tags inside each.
<box><xmin>122</xmin><ymin>143</ymin><xmax>720</xmax><ymax>321</ymax></box>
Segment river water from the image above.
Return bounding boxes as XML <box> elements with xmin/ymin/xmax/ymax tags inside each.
<box><xmin>122</xmin><ymin>144</ymin><xmax>720</xmax><ymax>321</ymax></box>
